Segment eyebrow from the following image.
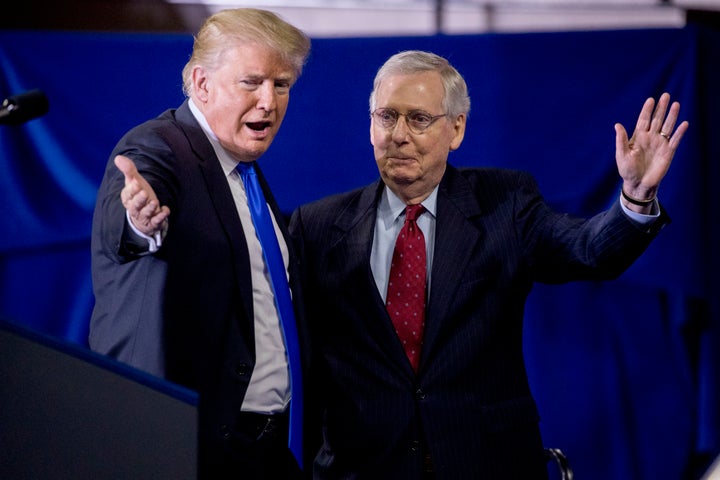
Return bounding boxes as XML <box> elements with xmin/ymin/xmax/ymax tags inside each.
<box><xmin>243</xmin><ymin>73</ymin><xmax>294</xmax><ymax>84</ymax></box>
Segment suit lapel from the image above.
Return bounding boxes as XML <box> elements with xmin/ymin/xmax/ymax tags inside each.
<box><xmin>176</xmin><ymin>103</ymin><xmax>256</xmax><ymax>341</ymax></box>
<box><xmin>328</xmin><ymin>182</ymin><xmax>416</xmax><ymax>375</ymax></box>
<box><xmin>330</xmin><ymin>169</ymin><xmax>485</xmax><ymax>376</ymax></box>
<box><xmin>421</xmin><ymin>166</ymin><xmax>483</xmax><ymax>368</ymax></box>
<box><xmin>329</xmin><ymin>181</ymin><xmax>382</xmax><ymax>305</ymax></box>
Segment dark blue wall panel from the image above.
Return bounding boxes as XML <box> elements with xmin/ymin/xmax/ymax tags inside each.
<box><xmin>1</xmin><ymin>25</ymin><xmax>718</xmax><ymax>479</ymax></box>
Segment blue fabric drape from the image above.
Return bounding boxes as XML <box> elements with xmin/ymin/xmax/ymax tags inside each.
<box><xmin>1</xmin><ymin>25</ymin><xmax>718</xmax><ymax>479</ymax></box>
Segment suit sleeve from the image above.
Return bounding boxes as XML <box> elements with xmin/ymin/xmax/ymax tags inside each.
<box><xmin>93</xmin><ymin>124</ymin><xmax>179</xmax><ymax>264</ymax></box>
<box><xmin>513</xmin><ymin>171</ymin><xmax>669</xmax><ymax>283</ymax></box>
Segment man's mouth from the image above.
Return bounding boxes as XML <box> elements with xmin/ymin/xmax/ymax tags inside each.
<box><xmin>246</xmin><ymin>121</ymin><xmax>271</xmax><ymax>131</ymax></box>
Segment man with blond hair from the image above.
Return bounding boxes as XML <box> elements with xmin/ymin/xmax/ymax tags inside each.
<box><xmin>90</xmin><ymin>9</ymin><xmax>313</xmax><ymax>478</ymax></box>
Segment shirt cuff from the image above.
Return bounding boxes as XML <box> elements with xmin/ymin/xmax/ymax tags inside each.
<box><xmin>619</xmin><ymin>193</ymin><xmax>660</xmax><ymax>225</ymax></box>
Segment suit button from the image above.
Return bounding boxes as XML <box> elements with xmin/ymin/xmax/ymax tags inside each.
<box><xmin>415</xmin><ymin>389</ymin><xmax>426</xmax><ymax>401</ymax></box>
<box><xmin>410</xmin><ymin>440</ymin><xmax>422</xmax><ymax>452</ymax></box>
<box><xmin>219</xmin><ymin>425</ymin><xmax>231</xmax><ymax>440</ymax></box>
<box><xmin>235</xmin><ymin>363</ymin><xmax>249</xmax><ymax>377</ymax></box>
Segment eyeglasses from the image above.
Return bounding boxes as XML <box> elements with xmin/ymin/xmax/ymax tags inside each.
<box><xmin>371</xmin><ymin>108</ymin><xmax>447</xmax><ymax>134</ymax></box>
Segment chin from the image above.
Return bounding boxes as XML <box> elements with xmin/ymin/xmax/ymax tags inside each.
<box><xmin>238</xmin><ymin>139</ymin><xmax>273</xmax><ymax>159</ymax></box>
<box><xmin>386</xmin><ymin>175</ymin><xmax>419</xmax><ymax>188</ymax></box>
<box><xmin>385</xmin><ymin>166</ymin><xmax>419</xmax><ymax>185</ymax></box>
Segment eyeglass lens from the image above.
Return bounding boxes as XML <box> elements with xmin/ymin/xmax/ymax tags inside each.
<box><xmin>372</xmin><ymin>108</ymin><xmax>444</xmax><ymax>133</ymax></box>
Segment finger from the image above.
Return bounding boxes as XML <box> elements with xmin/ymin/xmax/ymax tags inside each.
<box><xmin>138</xmin><ymin>200</ymin><xmax>161</xmax><ymax>225</ymax></box>
<box><xmin>634</xmin><ymin>97</ymin><xmax>656</xmax><ymax>133</ymax></box>
<box><xmin>119</xmin><ymin>178</ymin><xmax>144</xmax><ymax>207</ymax></box>
<box><xmin>149</xmin><ymin>207</ymin><xmax>171</xmax><ymax>229</ymax></box>
<box><xmin>135</xmin><ymin>204</ymin><xmax>170</xmax><ymax>234</ymax></box>
<box><xmin>114</xmin><ymin>155</ymin><xmax>139</xmax><ymax>183</ymax></box>
<box><xmin>650</xmin><ymin>93</ymin><xmax>670</xmax><ymax>133</ymax></box>
<box><xmin>668</xmin><ymin>120</ymin><xmax>690</xmax><ymax>150</ymax></box>
<box><xmin>127</xmin><ymin>189</ymin><xmax>151</xmax><ymax>215</ymax></box>
<box><xmin>614</xmin><ymin>123</ymin><xmax>629</xmax><ymax>155</ymax></box>
<box><xmin>660</xmin><ymin>100</ymin><xmax>680</xmax><ymax>138</ymax></box>
<box><xmin>128</xmin><ymin>199</ymin><xmax>157</xmax><ymax>230</ymax></box>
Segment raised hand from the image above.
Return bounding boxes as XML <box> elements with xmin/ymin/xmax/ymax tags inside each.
<box><xmin>114</xmin><ymin>154</ymin><xmax>170</xmax><ymax>236</ymax></box>
<box><xmin>614</xmin><ymin>93</ymin><xmax>689</xmax><ymax>210</ymax></box>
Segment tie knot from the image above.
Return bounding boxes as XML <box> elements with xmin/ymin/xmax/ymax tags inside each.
<box><xmin>236</xmin><ymin>161</ymin><xmax>255</xmax><ymax>175</ymax></box>
<box><xmin>405</xmin><ymin>204</ymin><xmax>425</xmax><ymax>222</ymax></box>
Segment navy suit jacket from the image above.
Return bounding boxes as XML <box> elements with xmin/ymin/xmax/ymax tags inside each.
<box><xmin>290</xmin><ymin>165</ymin><xmax>668</xmax><ymax>479</ymax></box>
<box><xmin>89</xmin><ymin>100</ymin><xmax>313</xmax><ymax>476</ymax></box>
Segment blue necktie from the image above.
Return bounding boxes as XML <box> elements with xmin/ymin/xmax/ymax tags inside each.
<box><xmin>237</xmin><ymin>161</ymin><xmax>304</xmax><ymax>468</ymax></box>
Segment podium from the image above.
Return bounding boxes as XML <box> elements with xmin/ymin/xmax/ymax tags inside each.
<box><xmin>0</xmin><ymin>319</ymin><xmax>198</xmax><ymax>479</ymax></box>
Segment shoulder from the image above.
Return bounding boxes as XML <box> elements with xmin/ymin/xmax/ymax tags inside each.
<box><xmin>452</xmin><ymin>165</ymin><xmax>537</xmax><ymax>188</ymax></box>
<box><xmin>113</xmin><ymin>101</ymin><xmax>204</xmax><ymax>161</ymax></box>
<box><xmin>298</xmin><ymin>182</ymin><xmax>377</xmax><ymax>215</ymax></box>
<box><xmin>120</xmin><ymin>102</ymin><xmax>191</xmax><ymax>143</ymax></box>
<box><xmin>290</xmin><ymin>181</ymin><xmax>380</xmax><ymax>233</ymax></box>
<box><xmin>444</xmin><ymin>165</ymin><xmax>541</xmax><ymax>202</ymax></box>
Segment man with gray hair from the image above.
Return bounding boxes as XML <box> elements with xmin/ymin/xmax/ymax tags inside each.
<box><xmin>290</xmin><ymin>50</ymin><xmax>688</xmax><ymax>478</ymax></box>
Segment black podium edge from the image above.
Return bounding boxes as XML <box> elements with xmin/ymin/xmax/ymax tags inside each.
<box><xmin>0</xmin><ymin>316</ymin><xmax>198</xmax><ymax>406</ymax></box>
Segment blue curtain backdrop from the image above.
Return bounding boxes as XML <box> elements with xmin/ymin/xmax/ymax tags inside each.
<box><xmin>1</xmin><ymin>25</ymin><xmax>718</xmax><ymax>479</ymax></box>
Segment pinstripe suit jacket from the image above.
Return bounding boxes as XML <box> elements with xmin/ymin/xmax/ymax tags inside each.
<box><xmin>290</xmin><ymin>164</ymin><xmax>668</xmax><ymax>479</ymax></box>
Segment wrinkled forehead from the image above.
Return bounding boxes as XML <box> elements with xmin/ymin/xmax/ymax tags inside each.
<box><xmin>375</xmin><ymin>71</ymin><xmax>446</xmax><ymax>112</ymax></box>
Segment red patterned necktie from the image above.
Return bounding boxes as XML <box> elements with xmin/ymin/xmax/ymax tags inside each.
<box><xmin>386</xmin><ymin>204</ymin><xmax>427</xmax><ymax>371</ymax></box>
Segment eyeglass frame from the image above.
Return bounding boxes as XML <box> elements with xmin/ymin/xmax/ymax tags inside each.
<box><xmin>370</xmin><ymin>107</ymin><xmax>448</xmax><ymax>134</ymax></box>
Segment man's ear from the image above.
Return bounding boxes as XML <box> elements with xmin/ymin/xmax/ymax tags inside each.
<box><xmin>191</xmin><ymin>65</ymin><xmax>209</xmax><ymax>102</ymax></box>
<box><xmin>449</xmin><ymin>113</ymin><xmax>466</xmax><ymax>151</ymax></box>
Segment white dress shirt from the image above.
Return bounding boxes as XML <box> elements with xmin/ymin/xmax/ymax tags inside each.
<box><xmin>187</xmin><ymin>100</ymin><xmax>291</xmax><ymax>413</ymax></box>
<box><xmin>371</xmin><ymin>186</ymin><xmax>438</xmax><ymax>302</ymax></box>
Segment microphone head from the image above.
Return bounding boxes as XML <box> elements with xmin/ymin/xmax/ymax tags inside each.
<box><xmin>1</xmin><ymin>89</ymin><xmax>50</xmax><ymax>125</ymax></box>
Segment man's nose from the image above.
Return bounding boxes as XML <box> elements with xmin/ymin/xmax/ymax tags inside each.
<box><xmin>256</xmin><ymin>82</ymin><xmax>277</xmax><ymax>111</ymax></box>
<box><xmin>391</xmin><ymin>114</ymin><xmax>411</xmax><ymax>141</ymax></box>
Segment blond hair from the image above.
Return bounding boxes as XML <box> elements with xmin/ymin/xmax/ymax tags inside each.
<box><xmin>181</xmin><ymin>8</ymin><xmax>311</xmax><ymax>96</ymax></box>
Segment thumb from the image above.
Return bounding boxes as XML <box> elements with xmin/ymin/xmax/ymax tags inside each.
<box><xmin>114</xmin><ymin>155</ymin><xmax>139</xmax><ymax>182</ymax></box>
<box><xmin>614</xmin><ymin>123</ymin><xmax>629</xmax><ymax>155</ymax></box>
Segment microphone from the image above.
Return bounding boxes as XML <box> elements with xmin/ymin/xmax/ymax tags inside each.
<box><xmin>0</xmin><ymin>89</ymin><xmax>49</xmax><ymax>125</ymax></box>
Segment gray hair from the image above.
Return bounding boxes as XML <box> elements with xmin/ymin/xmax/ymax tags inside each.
<box><xmin>181</xmin><ymin>8</ymin><xmax>311</xmax><ymax>97</ymax></box>
<box><xmin>369</xmin><ymin>50</ymin><xmax>471</xmax><ymax>119</ymax></box>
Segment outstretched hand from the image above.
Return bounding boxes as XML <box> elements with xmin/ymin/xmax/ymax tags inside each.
<box><xmin>115</xmin><ymin>155</ymin><xmax>170</xmax><ymax>236</ymax></box>
<box><xmin>615</xmin><ymin>92</ymin><xmax>689</xmax><ymax>210</ymax></box>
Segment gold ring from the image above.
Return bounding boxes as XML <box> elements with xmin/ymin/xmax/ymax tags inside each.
<box><xmin>659</xmin><ymin>131</ymin><xmax>670</xmax><ymax>141</ymax></box>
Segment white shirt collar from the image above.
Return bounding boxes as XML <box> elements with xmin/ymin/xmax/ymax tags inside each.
<box><xmin>381</xmin><ymin>184</ymin><xmax>439</xmax><ymax>227</ymax></box>
<box><xmin>188</xmin><ymin>98</ymin><xmax>238</xmax><ymax>178</ymax></box>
